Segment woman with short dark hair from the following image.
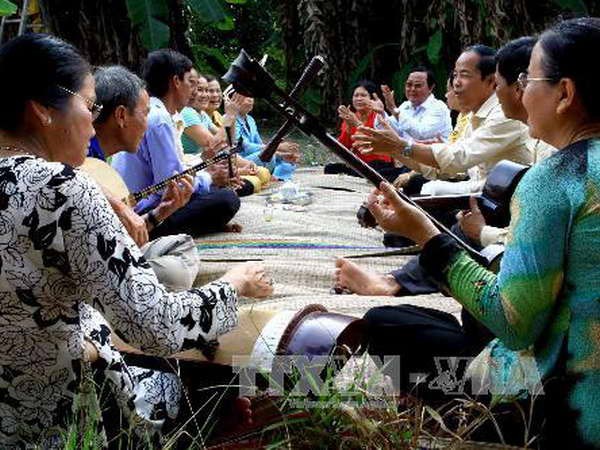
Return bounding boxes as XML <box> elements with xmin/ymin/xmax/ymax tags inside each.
<box><xmin>325</xmin><ymin>79</ymin><xmax>407</xmax><ymax>181</ymax></box>
<box><xmin>365</xmin><ymin>18</ymin><xmax>600</xmax><ymax>447</ymax></box>
<box><xmin>0</xmin><ymin>33</ymin><xmax>272</xmax><ymax>448</ymax></box>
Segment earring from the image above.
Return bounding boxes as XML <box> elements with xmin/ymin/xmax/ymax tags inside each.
<box><xmin>46</xmin><ymin>117</ymin><xmax>52</xmax><ymax>126</ymax></box>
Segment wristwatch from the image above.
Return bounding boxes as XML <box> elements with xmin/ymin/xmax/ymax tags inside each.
<box><xmin>146</xmin><ymin>210</ymin><xmax>163</xmax><ymax>228</ymax></box>
<box><xmin>401</xmin><ymin>139</ymin><xmax>414</xmax><ymax>158</ymax></box>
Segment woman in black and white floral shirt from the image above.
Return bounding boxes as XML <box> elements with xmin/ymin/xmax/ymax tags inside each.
<box><xmin>0</xmin><ymin>34</ymin><xmax>272</xmax><ymax>448</ymax></box>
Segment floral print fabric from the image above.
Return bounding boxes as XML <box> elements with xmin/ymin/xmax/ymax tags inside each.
<box><xmin>0</xmin><ymin>155</ymin><xmax>238</xmax><ymax>447</ymax></box>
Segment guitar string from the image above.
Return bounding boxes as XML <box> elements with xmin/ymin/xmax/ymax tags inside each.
<box><xmin>127</xmin><ymin>148</ymin><xmax>239</xmax><ymax>203</ymax></box>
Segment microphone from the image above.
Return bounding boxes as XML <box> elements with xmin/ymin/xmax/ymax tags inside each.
<box><xmin>259</xmin><ymin>55</ymin><xmax>325</xmax><ymax>162</ymax></box>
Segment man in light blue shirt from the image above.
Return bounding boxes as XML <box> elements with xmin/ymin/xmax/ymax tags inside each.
<box><xmin>380</xmin><ymin>66</ymin><xmax>452</xmax><ymax>142</ymax></box>
<box><xmin>112</xmin><ymin>49</ymin><xmax>240</xmax><ymax>238</ymax></box>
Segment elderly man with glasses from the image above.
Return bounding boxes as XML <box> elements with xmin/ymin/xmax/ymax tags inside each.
<box><xmin>355</xmin><ymin>45</ymin><xmax>533</xmax><ymax>196</ymax></box>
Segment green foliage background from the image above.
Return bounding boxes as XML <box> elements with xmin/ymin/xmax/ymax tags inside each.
<box><xmin>31</xmin><ymin>0</ymin><xmax>600</xmax><ymax>123</ymax></box>
<box><xmin>8</xmin><ymin>0</ymin><xmax>600</xmax><ymax>123</ymax></box>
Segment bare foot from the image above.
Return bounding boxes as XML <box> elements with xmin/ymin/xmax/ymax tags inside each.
<box><xmin>333</xmin><ymin>258</ymin><xmax>401</xmax><ymax>296</ymax></box>
<box><xmin>213</xmin><ymin>396</ymin><xmax>254</xmax><ymax>441</ymax></box>
<box><xmin>224</xmin><ymin>222</ymin><xmax>243</xmax><ymax>233</ymax></box>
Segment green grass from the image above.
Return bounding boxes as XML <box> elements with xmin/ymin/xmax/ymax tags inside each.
<box><xmin>53</xmin><ymin>355</ymin><xmax>540</xmax><ymax>449</ymax></box>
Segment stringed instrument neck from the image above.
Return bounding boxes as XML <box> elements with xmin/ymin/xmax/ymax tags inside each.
<box><xmin>122</xmin><ymin>144</ymin><xmax>241</xmax><ymax>207</ymax></box>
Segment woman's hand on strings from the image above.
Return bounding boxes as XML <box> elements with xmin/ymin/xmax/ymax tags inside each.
<box><xmin>456</xmin><ymin>196</ymin><xmax>486</xmax><ymax>245</ymax></box>
<box><xmin>351</xmin><ymin>118</ymin><xmax>408</xmax><ymax>157</ymax></box>
<box><xmin>276</xmin><ymin>141</ymin><xmax>301</xmax><ymax>163</ymax></box>
<box><xmin>246</xmin><ymin>161</ymin><xmax>259</xmax><ymax>175</ymax></box>
<box><xmin>367</xmin><ymin>181</ymin><xmax>439</xmax><ymax>247</ymax></box>
<box><xmin>207</xmin><ymin>160</ymin><xmax>245</xmax><ymax>189</ymax></box>
<box><xmin>238</xmin><ymin>160</ymin><xmax>259</xmax><ymax>176</ymax></box>
<box><xmin>207</xmin><ymin>161</ymin><xmax>232</xmax><ymax>187</ymax></box>
<box><xmin>392</xmin><ymin>171</ymin><xmax>415</xmax><ymax>189</ymax></box>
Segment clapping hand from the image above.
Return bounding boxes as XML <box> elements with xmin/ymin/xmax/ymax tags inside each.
<box><xmin>338</xmin><ymin>105</ymin><xmax>361</xmax><ymax>128</ymax></box>
<box><xmin>224</xmin><ymin>92</ymin><xmax>244</xmax><ymax>117</ymax></box>
<box><xmin>367</xmin><ymin>93</ymin><xmax>386</xmax><ymax>115</ymax></box>
<box><xmin>381</xmin><ymin>85</ymin><xmax>397</xmax><ymax>114</ymax></box>
<box><xmin>352</xmin><ymin>117</ymin><xmax>408</xmax><ymax>157</ymax></box>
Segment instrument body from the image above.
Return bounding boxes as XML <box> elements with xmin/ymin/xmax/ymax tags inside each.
<box><xmin>114</xmin><ymin>305</ymin><xmax>364</xmax><ymax>444</ymax></box>
<box><xmin>112</xmin><ymin>305</ymin><xmax>365</xmax><ymax>372</ymax></box>
<box><xmin>357</xmin><ymin>160</ymin><xmax>529</xmax><ymax>229</ymax></box>
<box><xmin>79</xmin><ymin>156</ymin><xmax>130</xmax><ymax>199</ymax></box>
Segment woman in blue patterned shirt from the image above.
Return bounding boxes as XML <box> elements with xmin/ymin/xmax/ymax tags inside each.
<box><xmin>363</xmin><ymin>18</ymin><xmax>600</xmax><ymax>448</ymax></box>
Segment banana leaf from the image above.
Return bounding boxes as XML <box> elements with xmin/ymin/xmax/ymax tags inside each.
<box><xmin>552</xmin><ymin>0</ymin><xmax>587</xmax><ymax>13</ymax></box>
<box><xmin>125</xmin><ymin>0</ymin><xmax>169</xmax><ymax>50</ymax></box>
<box><xmin>187</xmin><ymin>0</ymin><xmax>227</xmax><ymax>22</ymax></box>
<box><xmin>0</xmin><ymin>0</ymin><xmax>17</xmax><ymax>16</ymax></box>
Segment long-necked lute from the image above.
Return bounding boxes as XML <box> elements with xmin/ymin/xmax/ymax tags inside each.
<box><xmin>357</xmin><ymin>159</ymin><xmax>529</xmax><ymax>229</ymax></box>
<box><xmin>122</xmin><ymin>143</ymin><xmax>242</xmax><ymax>207</ymax></box>
<box><xmin>223</xmin><ymin>50</ymin><xmax>490</xmax><ymax>262</ymax></box>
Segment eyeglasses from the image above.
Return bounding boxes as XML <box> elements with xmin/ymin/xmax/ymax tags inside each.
<box><xmin>58</xmin><ymin>85</ymin><xmax>103</xmax><ymax>121</ymax></box>
<box><xmin>517</xmin><ymin>72</ymin><xmax>555</xmax><ymax>89</ymax></box>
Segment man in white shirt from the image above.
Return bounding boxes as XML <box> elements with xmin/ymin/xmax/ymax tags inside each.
<box><xmin>383</xmin><ymin>66</ymin><xmax>452</xmax><ymax>142</ymax></box>
<box><xmin>336</xmin><ymin>40</ymin><xmax>553</xmax><ymax>297</ymax></box>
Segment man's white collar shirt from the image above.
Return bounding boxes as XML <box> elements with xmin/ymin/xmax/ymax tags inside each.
<box><xmin>388</xmin><ymin>94</ymin><xmax>452</xmax><ymax>142</ymax></box>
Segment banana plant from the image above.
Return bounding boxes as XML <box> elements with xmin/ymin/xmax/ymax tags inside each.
<box><xmin>552</xmin><ymin>0</ymin><xmax>587</xmax><ymax>13</ymax></box>
<box><xmin>0</xmin><ymin>0</ymin><xmax>17</xmax><ymax>16</ymax></box>
<box><xmin>126</xmin><ymin>0</ymin><xmax>244</xmax><ymax>50</ymax></box>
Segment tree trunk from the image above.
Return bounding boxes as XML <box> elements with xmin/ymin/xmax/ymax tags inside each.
<box><xmin>38</xmin><ymin>0</ymin><xmax>146</xmax><ymax>70</ymax></box>
<box><xmin>279</xmin><ymin>0</ymin><xmax>302</xmax><ymax>89</ymax></box>
<box><xmin>168</xmin><ymin>0</ymin><xmax>193</xmax><ymax>59</ymax></box>
<box><xmin>289</xmin><ymin>0</ymin><xmax>585</xmax><ymax>123</ymax></box>
<box><xmin>294</xmin><ymin>0</ymin><xmax>371</xmax><ymax>122</ymax></box>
